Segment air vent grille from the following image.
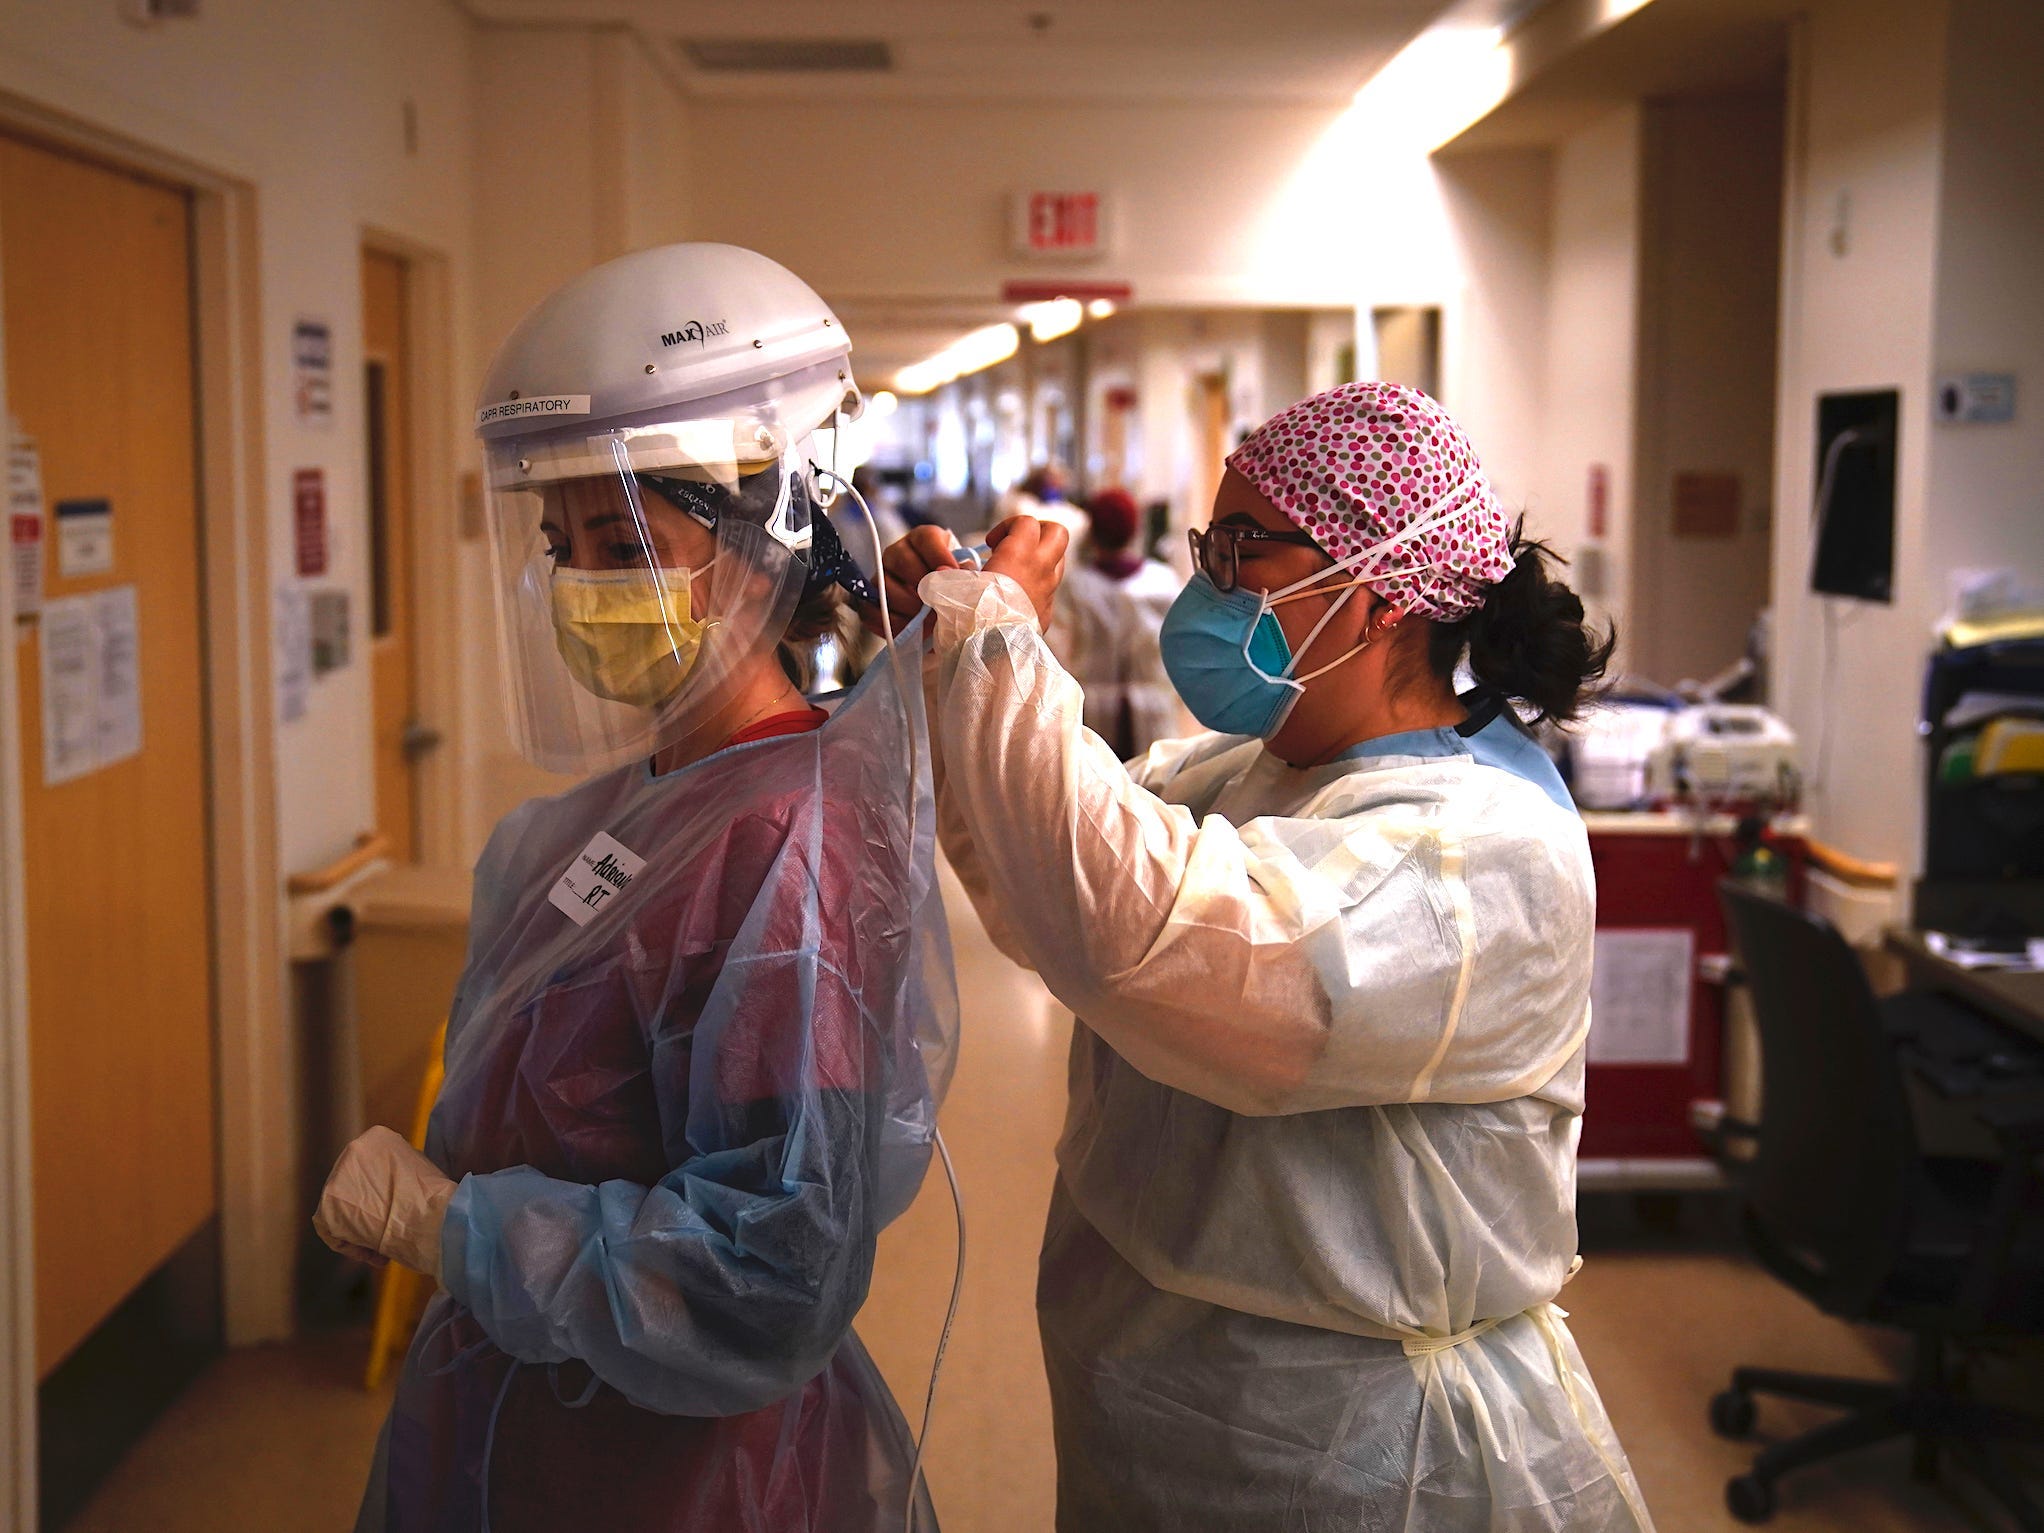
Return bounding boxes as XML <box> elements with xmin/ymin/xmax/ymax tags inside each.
<box><xmin>680</xmin><ymin>38</ymin><xmax>893</xmax><ymax>74</ymax></box>
<box><xmin>122</xmin><ymin>0</ymin><xmax>199</xmax><ymax>21</ymax></box>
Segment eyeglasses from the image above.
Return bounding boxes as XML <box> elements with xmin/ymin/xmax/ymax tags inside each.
<box><xmin>1187</xmin><ymin>522</ymin><xmax>1325</xmax><ymax>593</ymax></box>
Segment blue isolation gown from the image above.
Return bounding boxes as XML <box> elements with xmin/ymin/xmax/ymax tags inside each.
<box><xmin>356</xmin><ymin>633</ymin><xmax>957</xmax><ymax>1533</ymax></box>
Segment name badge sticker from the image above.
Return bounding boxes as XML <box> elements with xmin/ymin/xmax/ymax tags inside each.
<box><xmin>476</xmin><ymin>395</ymin><xmax>592</xmax><ymax>429</ymax></box>
<box><xmin>548</xmin><ymin>830</ymin><xmax>647</xmax><ymax>927</ymax></box>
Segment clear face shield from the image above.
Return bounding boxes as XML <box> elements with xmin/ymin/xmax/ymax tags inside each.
<box><xmin>484</xmin><ymin>406</ymin><xmax>818</xmax><ymax>774</ymax></box>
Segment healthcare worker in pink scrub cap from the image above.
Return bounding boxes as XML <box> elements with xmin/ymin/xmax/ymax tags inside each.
<box><xmin>880</xmin><ymin>382</ymin><xmax>1653</xmax><ymax>1532</ymax></box>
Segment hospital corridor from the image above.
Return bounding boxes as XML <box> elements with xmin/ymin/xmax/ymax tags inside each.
<box><xmin>3</xmin><ymin>2</ymin><xmax>2044</xmax><ymax>1532</ymax></box>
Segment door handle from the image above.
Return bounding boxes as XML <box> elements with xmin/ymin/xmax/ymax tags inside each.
<box><xmin>401</xmin><ymin>720</ymin><xmax>444</xmax><ymax>761</ymax></box>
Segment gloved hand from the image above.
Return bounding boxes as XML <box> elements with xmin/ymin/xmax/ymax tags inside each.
<box><xmin>314</xmin><ymin>1125</ymin><xmax>457</xmax><ymax>1279</ymax></box>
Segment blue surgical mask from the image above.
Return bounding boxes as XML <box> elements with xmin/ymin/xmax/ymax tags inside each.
<box><xmin>1160</xmin><ymin>488</ymin><xmax>1480</xmax><ymax>739</ymax></box>
<box><xmin>1159</xmin><ymin>573</ymin><xmax>1309</xmax><ymax>737</ymax></box>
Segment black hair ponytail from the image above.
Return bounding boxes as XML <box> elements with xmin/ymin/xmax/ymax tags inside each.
<box><xmin>1426</xmin><ymin>520</ymin><xmax>1615</xmax><ymax>726</ymax></box>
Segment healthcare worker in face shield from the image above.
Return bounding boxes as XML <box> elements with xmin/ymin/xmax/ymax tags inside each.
<box><xmin>314</xmin><ymin>242</ymin><xmax>958</xmax><ymax>1533</ymax></box>
<box><xmin>879</xmin><ymin>381</ymin><xmax>1652</xmax><ymax>1532</ymax></box>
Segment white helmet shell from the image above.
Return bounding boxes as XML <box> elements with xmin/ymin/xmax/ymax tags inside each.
<box><xmin>475</xmin><ymin>242</ymin><xmax>859</xmax><ymax>442</ymax></box>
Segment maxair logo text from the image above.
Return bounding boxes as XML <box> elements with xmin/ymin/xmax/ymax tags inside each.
<box><xmin>661</xmin><ymin>320</ymin><xmax>730</xmax><ymax>348</ymax></box>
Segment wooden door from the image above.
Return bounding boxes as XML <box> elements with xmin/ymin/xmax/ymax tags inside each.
<box><xmin>2</xmin><ymin>135</ymin><xmax>215</xmax><ymax>1377</ymax></box>
<box><xmin>363</xmin><ymin>249</ymin><xmax>420</xmax><ymax>862</ymax></box>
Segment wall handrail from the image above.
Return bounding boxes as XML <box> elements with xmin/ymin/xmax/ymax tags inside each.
<box><xmin>287</xmin><ymin>831</ymin><xmax>393</xmax><ymax>896</ymax></box>
<box><xmin>1804</xmin><ymin>837</ymin><xmax>1899</xmax><ymax>890</ymax></box>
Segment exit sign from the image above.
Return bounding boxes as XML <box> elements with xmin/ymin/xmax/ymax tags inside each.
<box><xmin>1012</xmin><ymin>190</ymin><xmax>1113</xmax><ymax>260</ymax></box>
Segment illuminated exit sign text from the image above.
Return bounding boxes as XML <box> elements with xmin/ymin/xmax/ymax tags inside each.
<box><xmin>1011</xmin><ymin>190</ymin><xmax>1114</xmax><ymax>260</ymax></box>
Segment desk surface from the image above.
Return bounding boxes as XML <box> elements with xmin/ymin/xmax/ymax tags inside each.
<box><xmin>1887</xmin><ymin>930</ymin><xmax>2044</xmax><ymax>1046</ymax></box>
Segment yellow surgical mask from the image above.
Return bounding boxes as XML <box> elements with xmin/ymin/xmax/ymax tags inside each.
<box><xmin>549</xmin><ymin>562</ymin><xmax>716</xmax><ymax>708</ymax></box>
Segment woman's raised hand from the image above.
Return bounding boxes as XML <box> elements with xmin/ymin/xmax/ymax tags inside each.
<box><xmin>866</xmin><ymin>515</ymin><xmax>1070</xmax><ymax>637</ymax></box>
<box><xmin>869</xmin><ymin>524</ymin><xmax>963</xmax><ymax>636</ymax></box>
<box><xmin>984</xmin><ymin>514</ymin><xmax>1070</xmax><ymax>632</ymax></box>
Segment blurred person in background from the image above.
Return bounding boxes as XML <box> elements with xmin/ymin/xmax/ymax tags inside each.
<box><xmin>998</xmin><ymin>460</ymin><xmax>1088</xmax><ymax>541</ymax></box>
<box><xmin>1048</xmin><ymin>487</ymin><xmax>1188</xmax><ymax>761</ymax></box>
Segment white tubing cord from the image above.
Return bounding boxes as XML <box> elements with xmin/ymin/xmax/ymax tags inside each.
<box><xmin>813</xmin><ymin>466</ymin><xmax>971</xmax><ymax>1533</ymax></box>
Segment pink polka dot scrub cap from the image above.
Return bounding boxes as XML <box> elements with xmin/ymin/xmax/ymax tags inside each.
<box><xmin>1225</xmin><ymin>381</ymin><xmax>1516</xmax><ymax>622</ymax></box>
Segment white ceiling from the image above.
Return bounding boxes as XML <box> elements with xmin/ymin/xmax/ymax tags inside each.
<box><xmin>462</xmin><ymin>0</ymin><xmax>1464</xmax><ymax>105</ymax></box>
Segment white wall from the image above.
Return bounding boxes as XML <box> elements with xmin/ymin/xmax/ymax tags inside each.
<box><xmin>471</xmin><ymin>27</ymin><xmax>612</xmax><ymax>369</ymax></box>
<box><xmin>1924</xmin><ymin>0</ymin><xmax>2044</xmax><ymax>585</ymax></box>
<box><xmin>466</xmin><ymin>24</ymin><xmax>620</xmax><ymax>828</ymax></box>
<box><xmin>619</xmin><ymin>38</ymin><xmax>693</xmax><ymax>254</ymax></box>
<box><xmin>1437</xmin><ymin>147</ymin><xmax>1553</xmax><ymax>523</ymax></box>
<box><xmin>687</xmin><ymin>97</ymin><xmax>1402</xmax><ymax>310</ymax></box>
<box><xmin>1532</xmin><ymin>106</ymin><xmax>1642</xmax><ymax>646</ymax></box>
<box><xmin>1768</xmin><ymin>0</ymin><xmax>1950</xmax><ymax>870</ymax></box>
<box><xmin>466</xmin><ymin>24</ymin><xmax>697</xmax><ymax>835</ymax></box>
<box><xmin>1630</xmin><ymin>88</ymin><xmax>1784</xmax><ymax>689</ymax></box>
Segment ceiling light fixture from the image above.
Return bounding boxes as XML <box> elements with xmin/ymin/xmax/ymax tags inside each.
<box><xmin>895</xmin><ymin>323</ymin><xmax>1022</xmax><ymax>395</ymax></box>
<box><xmin>1348</xmin><ymin>22</ymin><xmax>1510</xmax><ymax>152</ymax></box>
<box><xmin>1018</xmin><ymin>298</ymin><xmax>1084</xmax><ymax>343</ymax></box>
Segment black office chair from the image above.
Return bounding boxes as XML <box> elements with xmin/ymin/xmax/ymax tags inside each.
<box><xmin>1713</xmin><ymin>881</ymin><xmax>2044</xmax><ymax>1527</ymax></box>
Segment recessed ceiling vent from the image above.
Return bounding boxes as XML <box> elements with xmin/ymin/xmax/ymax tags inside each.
<box><xmin>121</xmin><ymin>0</ymin><xmax>199</xmax><ymax>23</ymax></box>
<box><xmin>680</xmin><ymin>38</ymin><xmax>894</xmax><ymax>73</ymax></box>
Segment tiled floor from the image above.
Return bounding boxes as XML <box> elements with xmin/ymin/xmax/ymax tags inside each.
<box><xmin>63</xmin><ymin>870</ymin><xmax>1982</xmax><ymax>1532</ymax></box>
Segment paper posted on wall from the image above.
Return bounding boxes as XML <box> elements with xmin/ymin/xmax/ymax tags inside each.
<box><xmin>1588</xmin><ymin>927</ymin><xmax>1695</xmax><ymax>1066</ymax></box>
<box><xmin>55</xmin><ymin>497</ymin><xmax>114</xmax><ymax>578</ymax></box>
<box><xmin>10</xmin><ymin>421</ymin><xmax>43</xmax><ymax>619</ymax></box>
<box><xmin>40</xmin><ymin>585</ymin><xmax>144</xmax><ymax>786</ymax></box>
<box><xmin>276</xmin><ymin>586</ymin><xmax>311</xmax><ymax>724</ymax></box>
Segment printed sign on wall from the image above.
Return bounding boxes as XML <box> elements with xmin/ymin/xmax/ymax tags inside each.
<box><xmin>1587</xmin><ymin>927</ymin><xmax>1695</xmax><ymax>1066</ymax></box>
<box><xmin>275</xmin><ymin>586</ymin><xmax>311</xmax><ymax>724</ymax></box>
<box><xmin>9</xmin><ymin>421</ymin><xmax>43</xmax><ymax>618</ymax></box>
<box><xmin>293</xmin><ymin>468</ymin><xmax>328</xmax><ymax>577</ymax></box>
<box><xmin>1673</xmin><ymin>472</ymin><xmax>1741</xmax><ymax>540</ymax></box>
<box><xmin>40</xmin><ymin>585</ymin><xmax>143</xmax><ymax>786</ymax></box>
<box><xmin>309</xmin><ymin>588</ymin><xmax>350</xmax><ymax>675</ymax></box>
<box><xmin>55</xmin><ymin>498</ymin><xmax>114</xmax><ymax>578</ymax></box>
<box><xmin>294</xmin><ymin>317</ymin><xmax>333</xmax><ymax>426</ymax></box>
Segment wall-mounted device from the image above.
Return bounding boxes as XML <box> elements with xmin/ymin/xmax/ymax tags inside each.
<box><xmin>1810</xmin><ymin>388</ymin><xmax>1898</xmax><ymax>603</ymax></box>
<box><xmin>1933</xmin><ymin>372</ymin><xmax>2017</xmax><ymax>425</ymax></box>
